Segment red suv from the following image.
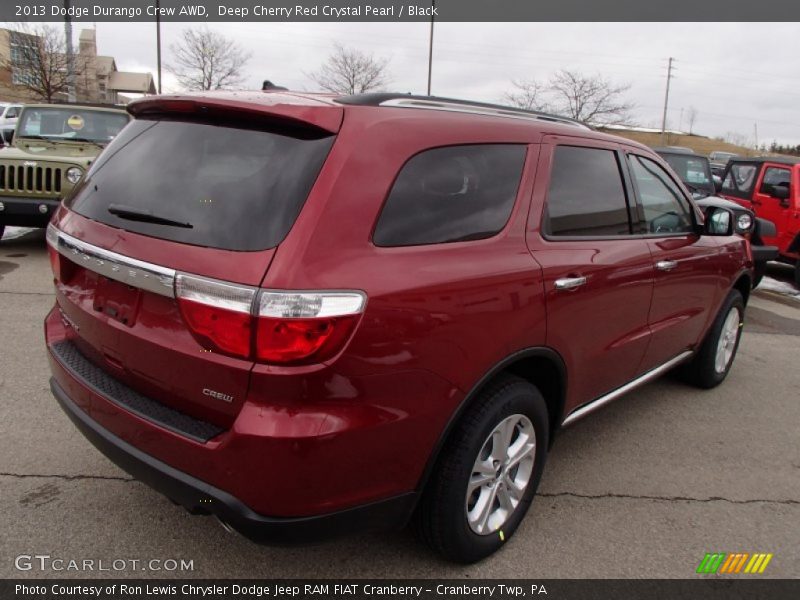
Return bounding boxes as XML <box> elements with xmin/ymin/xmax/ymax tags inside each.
<box><xmin>45</xmin><ymin>91</ymin><xmax>752</xmax><ymax>563</ymax></box>
<box><xmin>719</xmin><ymin>157</ymin><xmax>800</xmax><ymax>286</ymax></box>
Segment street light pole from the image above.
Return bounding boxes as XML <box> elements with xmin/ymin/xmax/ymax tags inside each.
<box><xmin>426</xmin><ymin>0</ymin><xmax>435</xmax><ymax>95</ymax></box>
<box><xmin>64</xmin><ymin>0</ymin><xmax>76</xmax><ymax>101</ymax></box>
<box><xmin>156</xmin><ymin>0</ymin><xmax>162</xmax><ymax>94</ymax></box>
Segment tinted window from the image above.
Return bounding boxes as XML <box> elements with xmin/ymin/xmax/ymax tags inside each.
<box><xmin>544</xmin><ymin>146</ymin><xmax>631</xmax><ymax>237</ymax></box>
<box><xmin>373</xmin><ymin>145</ymin><xmax>526</xmax><ymax>247</ymax></box>
<box><xmin>661</xmin><ymin>154</ymin><xmax>713</xmax><ymax>188</ymax></box>
<box><xmin>759</xmin><ymin>166</ymin><xmax>791</xmax><ymax>195</ymax></box>
<box><xmin>5</xmin><ymin>107</ymin><xmax>18</xmax><ymax>118</ymax></box>
<box><xmin>629</xmin><ymin>155</ymin><xmax>693</xmax><ymax>234</ymax></box>
<box><xmin>68</xmin><ymin>119</ymin><xmax>334</xmax><ymax>251</ymax></box>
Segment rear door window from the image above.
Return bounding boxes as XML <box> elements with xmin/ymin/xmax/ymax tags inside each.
<box><xmin>67</xmin><ymin>119</ymin><xmax>334</xmax><ymax>251</ymax></box>
<box><xmin>373</xmin><ymin>144</ymin><xmax>526</xmax><ymax>247</ymax></box>
<box><xmin>543</xmin><ymin>145</ymin><xmax>632</xmax><ymax>237</ymax></box>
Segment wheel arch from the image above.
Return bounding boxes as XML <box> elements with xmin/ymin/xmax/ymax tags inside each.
<box><xmin>732</xmin><ymin>270</ymin><xmax>752</xmax><ymax>304</ymax></box>
<box><xmin>415</xmin><ymin>347</ymin><xmax>567</xmax><ymax>496</ymax></box>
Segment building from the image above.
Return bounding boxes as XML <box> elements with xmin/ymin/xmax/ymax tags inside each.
<box><xmin>0</xmin><ymin>27</ymin><xmax>155</xmax><ymax>105</ymax></box>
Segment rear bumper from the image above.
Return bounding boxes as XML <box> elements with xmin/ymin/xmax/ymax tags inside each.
<box><xmin>50</xmin><ymin>376</ymin><xmax>417</xmax><ymax>544</ymax></box>
<box><xmin>0</xmin><ymin>195</ymin><xmax>60</xmax><ymax>227</ymax></box>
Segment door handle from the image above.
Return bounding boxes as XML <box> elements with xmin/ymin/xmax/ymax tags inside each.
<box><xmin>554</xmin><ymin>276</ymin><xmax>587</xmax><ymax>290</ymax></box>
<box><xmin>656</xmin><ymin>260</ymin><xmax>678</xmax><ymax>271</ymax></box>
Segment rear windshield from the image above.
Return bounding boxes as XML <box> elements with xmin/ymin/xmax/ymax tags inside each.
<box><xmin>661</xmin><ymin>154</ymin><xmax>713</xmax><ymax>189</ymax></box>
<box><xmin>67</xmin><ymin>118</ymin><xmax>334</xmax><ymax>251</ymax></box>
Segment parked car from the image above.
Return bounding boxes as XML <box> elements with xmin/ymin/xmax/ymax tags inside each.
<box><xmin>709</xmin><ymin>150</ymin><xmax>739</xmax><ymax>178</ymax></box>
<box><xmin>719</xmin><ymin>156</ymin><xmax>800</xmax><ymax>286</ymax></box>
<box><xmin>0</xmin><ymin>102</ymin><xmax>23</xmax><ymax>128</ymax></box>
<box><xmin>0</xmin><ymin>102</ymin><xmax>22</xmax><ymax>146</ymax></box>
<box><xmin>654</xmin><ymin>147</ymin><xmax>778</xmax><ymax>286</ymax></box>
<box><xmin>44</xmin><ymin>91</ymin><xmax>753</xmax><ymax>563</ymax></box>
<box><xmin>0</xmin><ymin>103</ymin><xmax>130</xmax><ymax>240</ymax></box>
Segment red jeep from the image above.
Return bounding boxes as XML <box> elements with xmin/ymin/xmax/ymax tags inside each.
<box><xmin>719</xmin><ymin>157</ymin><xmax>800</xmax><ymax>286</ymax></box>
<box><xmin>44</xmin><ymin>91</ymin><xmax>752</xmax><ymax>563</ymax></box>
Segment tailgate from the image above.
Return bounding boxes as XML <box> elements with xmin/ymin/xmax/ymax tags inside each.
<box><xmin>48</xmin><ymin>218</ymin><xmax>274</xmax><ymax>429</ymax></box>
<box><xmin>46</xmin><ymin>100</ymin><xmax>339</xmax><ymax>430</ymax></box>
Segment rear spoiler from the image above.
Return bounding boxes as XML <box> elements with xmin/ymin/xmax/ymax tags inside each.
<box><xmin>127</xmin><ymin>94</ymin><xmax>343</xmax><ymax>134</ymax></box>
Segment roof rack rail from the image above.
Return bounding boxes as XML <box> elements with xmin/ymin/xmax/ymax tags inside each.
<box><xmin>335</xmin><ymin>93</ymin><xmax>591</xmax><ymax>129</ymax></box>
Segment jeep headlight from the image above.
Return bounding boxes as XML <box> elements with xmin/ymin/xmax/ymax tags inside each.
<box><xmin>736</xmin><ymin>213</ymin><xmax>753</xmax><ymax>232</ymax></box>
<box><xmin>65</xmin><ymin>167</ymin><xmax>83</xmax><ymax>184</ymax></box>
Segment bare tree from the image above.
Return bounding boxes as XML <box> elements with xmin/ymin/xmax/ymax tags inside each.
<box><xmin>723</xmin><ymin>131</ymin><xmax>749</xmax><ymax>147</ymax></box>
<box><xmin>687</xmin><ymin>106</ymin><xmax>698</xmax><ymax>134</ymax></box>
<box><xmin>167</xmin><ymin>27</ymin><xmax>252</xmax><ymax>91</ymax></box>
<box><xmin>308</xmin><ymin>44</ymin><xmax>390</xmax><ymax>94</ymax></box>
<box><xmin>504</xmin><ymin>79</ymin><xmax>550</xmax><ymax>112</ymax></box>
<box><xmin>547</xmin><ymin>70</ymin><xmax>634</xmax><ymax>125</ymax></box>
<box><xmin>1</xmin><ymin>24</ymin><xmax>83</xmax><ymax>102</ymax></box>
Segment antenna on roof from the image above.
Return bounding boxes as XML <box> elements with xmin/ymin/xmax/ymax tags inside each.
<box><xmin>262</xmin><ymin>81</ymin><xmax>288</xmax><ymax>91</ymax></box>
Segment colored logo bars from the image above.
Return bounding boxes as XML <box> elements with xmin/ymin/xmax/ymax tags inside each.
<box><xmin>697</xmin><ymin>552</ymin><xmax>773</xmax><ymax>574</ymax></box>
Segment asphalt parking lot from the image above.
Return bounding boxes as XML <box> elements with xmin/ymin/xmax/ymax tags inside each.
<box><xmin>1</xmin><ymin>228</ymin><xmax>798</xmax><ymax>579</ymax></box>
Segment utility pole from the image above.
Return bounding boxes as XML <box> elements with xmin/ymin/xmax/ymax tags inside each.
<box><xmin>64</xmin><ymin>0</ymin><xmax>76</xmax><ymax>101</ymax></box>
<box><xmin>426</xmin><ymin>0</ymin><xmax>435</xmax><ymax>95</ymax></box>
<box><xmin>754</xmin><ymin>122</ymin><xmax>758</xmax><ymax>151</ymax></box>
<box><xmin>660</xmin><ymin>57</ymin><xmax>674</xmax><ymax>144</ymax></box>
<box><xmin>156</xmin><ymin>0</ymin><xmax>162</xmax><ymax>94</ymax></box>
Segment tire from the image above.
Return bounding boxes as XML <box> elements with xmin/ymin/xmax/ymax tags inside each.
<box><xmin>752</xmin><ymin>263</ymin><xmax>766</xmax><ymax>289</ymax></box>
<box><xmin>794</xmin><ymin>261</ymin><xmax>800</xmax><ymax>290</ymax></box>
<box><xmin>680</xmin><ymin>289</ymin><xmax>745</xmax><ymax>389</ymax></box>
<box><xmin>414</xmin><ymin>375</ymin><xmax>549</xmax><ymax>563</ymax></box>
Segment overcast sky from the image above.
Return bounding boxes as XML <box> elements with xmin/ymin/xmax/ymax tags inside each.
<box><xmin>49</xmin><ymin>21</ymin><xmax>800</xmax><ymax>145</ymax></box>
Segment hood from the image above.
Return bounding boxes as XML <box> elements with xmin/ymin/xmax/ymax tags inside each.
<box><xmin>0</xmin><ymin>139</ymin><xmax>101</xmax><ymax>167</ymax></box>
<box><xmin>694</xmin><ymin>195</ymin><xmax>743</xmax><ymax>211</ymax></box>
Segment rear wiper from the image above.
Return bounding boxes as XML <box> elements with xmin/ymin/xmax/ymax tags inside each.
<box><xmin>108</xmin><ymin>204</ymin><xmax>193</xmax><ymax>229</ymax></box>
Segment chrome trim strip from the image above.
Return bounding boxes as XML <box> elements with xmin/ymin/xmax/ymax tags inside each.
<box><xmin>47</xmin><ymin>224</ymin><xmax>176</xmax><ymax>297</ymax></box>
<box><xmin>379</xmin><ymin>98</ymin><xmax>591</xmax><ymax>129</ymax></box>
<box><xmin>561</xmin><ymin>350</ymin><xmax>694</xmax><ymax>427</ymax></box>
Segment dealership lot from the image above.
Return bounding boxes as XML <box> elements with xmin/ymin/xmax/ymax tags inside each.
<box><xmin>1</xmin><ymin>228</ymin><xmax>798</xmax><ymax>578</ymax></box>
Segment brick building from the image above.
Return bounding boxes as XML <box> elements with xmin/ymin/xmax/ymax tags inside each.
<box><xmin>0</xmin><ymin>27</ymin><xmax>155</xmax><ymax>104</ymax></box>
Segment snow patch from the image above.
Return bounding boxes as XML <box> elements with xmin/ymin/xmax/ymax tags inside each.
<box><xmin>757</xmin><ymin>276</ymin><xmax>800</xmax><ymax>301</ymax></box>
<box><xmin>1</xmin><ymin>226</ymin><xmax>37</xmax><ymax>241</ymax></box>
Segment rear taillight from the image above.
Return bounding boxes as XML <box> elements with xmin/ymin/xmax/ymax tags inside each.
<box><xmin>175</xmin><ymin>274</ymin><xmax>366</xmax><ymax>365</ymax></box>
<box><xmin>256</xmin><ymin>292</ymin><xmax>365</xmax><ymax>364</ymax></box>
<box><xmin>176</xmin><ymin>274</ymin><xmax>256</xmax><ymax>359</ymax></box>
<box><xmin>46</xmin><ymin>224</ymin><xmax>63</xmax><ymax>280</ymax></box>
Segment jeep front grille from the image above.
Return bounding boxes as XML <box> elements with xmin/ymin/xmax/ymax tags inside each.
<box><xmin>0</xmin><ymin>164</ymin><xmax>62</xmax><ymax>195</ymax></box>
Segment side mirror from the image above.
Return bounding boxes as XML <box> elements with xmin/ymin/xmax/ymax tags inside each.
<box><xmin>771</xmin><ymin>185</ymin><xmax>790</xmax><ymax>207</ymax></box>
<box><xmin>704</xmin><ymin>206</ymin><xmax>734</xmax><ymax>236</ymax></box>
<box><xmin>713</xmin><ymin>177</ymin><xmax>723</xmax><ymax>193</ymax></box>
<box><xmin>2</xmin><ymin>129</ymin><xmax>13</xmax><ymax>144</ymax></box>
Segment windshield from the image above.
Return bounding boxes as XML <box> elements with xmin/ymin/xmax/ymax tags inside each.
<box><xmin>661</xmin><ymin>154</ymin><xmax>714</xmax><ymax>193</ymax></box>
<box><xmin>17</xmin><ymin>107</ymin><xmax>130</xmax><ymax>143</ymax></box>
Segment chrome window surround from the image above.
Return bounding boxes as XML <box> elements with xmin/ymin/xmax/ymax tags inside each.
<box><xmin>47</xmin><ymin>223</ymin><xmax>176</xmax><ymax>297</ymax></box>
